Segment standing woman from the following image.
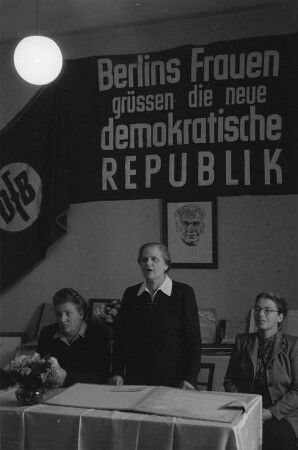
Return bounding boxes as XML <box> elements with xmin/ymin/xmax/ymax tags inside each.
<box><xmin>224</xmin><ymin>292</ymin><xmax>298</xmax><ymax>450</ymax></box>
<box><xmin>110</xmin><ymin>242</ymin><xmax>201</xmax><ymax>389</ymax></box>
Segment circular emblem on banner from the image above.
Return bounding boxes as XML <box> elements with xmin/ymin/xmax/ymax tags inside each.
<box><xmin>0</xmin><ymin>162</ymin><xmax>42</xmax><ymax>232</ymax></box>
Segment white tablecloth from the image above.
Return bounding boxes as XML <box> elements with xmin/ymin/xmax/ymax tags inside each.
<box><xmin>0</xmin><ymin>386</ymin><xmax>262</xmax><ymax>450</ymax></box>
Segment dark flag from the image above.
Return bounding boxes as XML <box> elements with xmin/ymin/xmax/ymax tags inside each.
<box><xmin>0</xmin><ymin>83</ymin><xmax>69</xmax><ymax>291</ymax></box>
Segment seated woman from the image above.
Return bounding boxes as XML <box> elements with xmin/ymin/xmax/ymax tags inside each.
<box><xmin>37</xmin><ymin>288</ymin><xmax>111</xmax><ymax>387</ymax></box>
<box><xmin>224</xmin><ymin>292</ymin><xmax>298</xmax><ymax>450</ymax></box>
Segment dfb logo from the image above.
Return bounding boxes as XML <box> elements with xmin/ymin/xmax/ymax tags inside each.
<box><xmin>0</xmin><ymin>163</ymin><xmax>42</xmax><ymax>232</ymax></box>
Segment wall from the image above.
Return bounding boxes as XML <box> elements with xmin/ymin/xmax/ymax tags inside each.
<box><xmin>1</xmin><ymin>4</ymin><xmax>298</xmax><ymax>340</ymax></box>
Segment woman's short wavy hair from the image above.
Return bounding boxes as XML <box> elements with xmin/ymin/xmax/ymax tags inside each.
<box><xmin>137</xmin><ymin>242</ymin><xmax>171</xmax><ymax>272</ymax></box>
<box><xmin>52</xmin><ymin>288</ymin><xmax>88</xmax><ymax>318</ymax></box>
<box><xmin>255</xmin><ymin>291</ymin><xmax>289</xmax><ymax>326</ymax></box>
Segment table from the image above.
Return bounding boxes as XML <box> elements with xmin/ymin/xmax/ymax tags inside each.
<box><xmin>0</xmin><ymin>385</ymin><xmax>262</xmax><ymax>450</ymax></box>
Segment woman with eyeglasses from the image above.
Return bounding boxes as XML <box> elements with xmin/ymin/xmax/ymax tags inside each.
<box><xmin>223</xmin><ymin>292</ymin><xmax>298</xmax><ymax>450</ymax></box>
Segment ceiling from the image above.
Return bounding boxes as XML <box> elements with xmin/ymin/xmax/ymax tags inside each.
<box><xmin>0</xmin><ymin>0</ymin><xmax>284</xmax><ymax>44</ymax></box>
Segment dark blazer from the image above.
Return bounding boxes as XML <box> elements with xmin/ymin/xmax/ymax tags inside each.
<box><xmin>224</xmin><ymin>331</ymin><xmax>298</xmax><ymax>438</ymax></box>
<box><xmin>111</xmin><ymin>280</ymin><xmax>201</xmax><ymax>387</ymax></box>
<box><xmin>37</xmin><ymin>321</ymin><xmax>111</xmax><ymax>387</ymax></box>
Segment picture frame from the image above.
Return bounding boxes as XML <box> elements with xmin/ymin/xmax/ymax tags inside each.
<box><xmin>163</xmin><ymin>199</ymin><xmax>218</xmax><ymax>268</ymax></box>
<box><xmin>198</xmin><ymin>309</ymin><xmax>217</xmax><ymax>343</ymax></box>
<box><xmin>0</xmin><ymin>332</ymin><xmax>25</xmax><ymax>367</ymax></box>
<box><xmin>35</xmin><ymin>303</ymin><xmax>56</xmax><ymax>338</ymax></box>
<box><xmin>88</xmin><ymin>299</ymin><xmax>119</xmax><ymax>327</ymax></box>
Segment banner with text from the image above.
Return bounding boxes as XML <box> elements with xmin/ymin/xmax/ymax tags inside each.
<box><xmin>2</xmin><ymin>33</ymin><xmax>298</xmax><ymax>208</ymax></box>
<box><xmin>87</xmin><ymin>33</ymin><xmax>298</xmax><ymax>201</ymax></box>
<box><xmin>60</xmin><ymin>34</ymin><xmax>298</xmax><ymax>202</ymax></box>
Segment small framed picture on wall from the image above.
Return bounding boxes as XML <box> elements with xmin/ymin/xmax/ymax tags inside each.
<box><xmin>88</xmin><ymin>299</ymin><xmax>121</xmax><ymax>328</ymax></box>
<box><xmin>163</xmin><ymin>199</ymin><xmax>218</xmax><ymax>268</ymax></box>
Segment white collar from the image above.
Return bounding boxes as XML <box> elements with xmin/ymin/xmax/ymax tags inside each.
<box><xmin>137</xmin><ymin>275</ymin><xmax>172</xmax><ymax>298</ymax></box>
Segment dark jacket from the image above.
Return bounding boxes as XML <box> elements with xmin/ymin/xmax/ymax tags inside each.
<box><xmin>37</xmin><ymin>321</ymin><xmax>111</xmax><ymax>386</ymax></box>
<box><xmin>224</xmin><ymin>331</ymin><xmax>298</xmax><ymax>437</ymax></box>
<box><xmin>111</xmin><ymin>280</ymin><xmax>201</xmax><ymax>387</ymax></box>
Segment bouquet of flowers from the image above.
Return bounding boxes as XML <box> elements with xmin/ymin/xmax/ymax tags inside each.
<box><xmin>6</xmin><ymin>353</ymin><xmax>63</xmax><ymax>388</ymax></box>
<box><xmin>95</xmin><ymin>299</ymin><xmax>121</xmax><ymax>328</ymax></box>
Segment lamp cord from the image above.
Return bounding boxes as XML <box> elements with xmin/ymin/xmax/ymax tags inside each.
<box><xmin>36</xmin><ymin>0</ymin><xmax>39</xmax><ymax>35</ymax></box>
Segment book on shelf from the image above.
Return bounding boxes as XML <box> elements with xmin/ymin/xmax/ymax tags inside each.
<box><xmin>202</xmin><ymin>343</ymin><xmax>233</xmax><ymax>354</ymax></box>
<box><xmin>221</xmin><ymin>319</ymin><xmax>247</xmax><ymax>344</ymax></box>
<box><xmin>198</xmin><ymin>308</ymin><xmax>217</xmax><ymax>344</ymax></box>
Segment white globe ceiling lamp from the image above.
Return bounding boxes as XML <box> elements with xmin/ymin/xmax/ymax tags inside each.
<box><xmin>13</xmin><ymin>1</ymin><xmax>63</xmax><ymax>85</ymax></box>
<box><xmin>14</xmin><ymin>36</ymin><xmax>63</xmax><ymax>85</ymax></box>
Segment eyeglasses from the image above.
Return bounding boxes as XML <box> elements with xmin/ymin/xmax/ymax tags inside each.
<box><xmin>253</xmin><ymin>306</ymin><xmax>279</xmax><ymax>316</ymax></box>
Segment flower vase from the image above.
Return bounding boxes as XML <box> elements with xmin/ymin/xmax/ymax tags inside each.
<box><xmin>108</xmin><ymin>327</ymin><xmax>115</xmax><ymax>351</ymax></box>
<box><xmin>15</xmin><ymin>383</ymin><xmax>47</xmax><ymax>406</ymax></box>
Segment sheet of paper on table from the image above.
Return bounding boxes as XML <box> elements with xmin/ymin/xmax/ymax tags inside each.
<box><xmin>133</xmin><ymin>388</ymin><xmax>251</xmax><ymax>422</ymax></box>
<box><xmin>45</xmin><ymin>384</ymin><xmax>254</xmax><ymax>423</ymax></box>
<box><xmin>45</xmin><ymin>384</ymin><xmax>153</xmax><ymax>411</ymax></box>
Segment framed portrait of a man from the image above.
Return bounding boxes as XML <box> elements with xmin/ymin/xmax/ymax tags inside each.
<box><xmin>163</xmin><ymin>199</ymin><xmax>217</xmax><ymax>268</ymax></box>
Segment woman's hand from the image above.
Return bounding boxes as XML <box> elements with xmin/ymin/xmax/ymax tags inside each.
<box><xmin>179</xmin><ymin>380</ymin><xmax>195</xmax><ymax>390</ymax></box>
<box><xmin>262</xmin><ymin>408</ymin><xmax>273</xmax><ymax>422</ymax></box>
<box><xmin>47</xmin><ymin>363</ymin><xmax>67</xmax><ymax>387</ymax></box>
<box><xmin>109</xmin><ymin>375</ymin><xmax>124</xmax><ymax>386</ymax></box>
